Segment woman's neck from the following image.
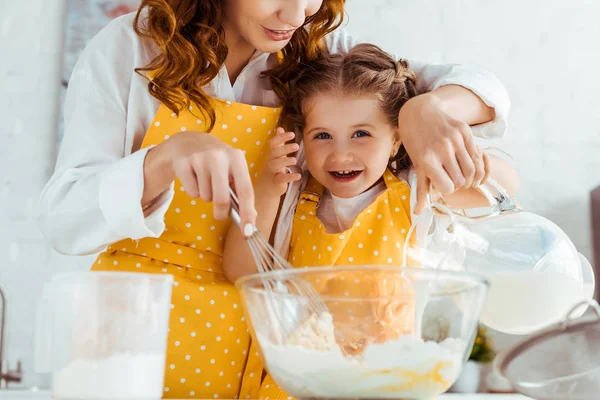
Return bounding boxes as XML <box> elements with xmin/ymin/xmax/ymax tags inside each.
<box><xmin>222</xmin><ymin>21</ymin><xmax>256</xmax><ymax>85</ymax></box>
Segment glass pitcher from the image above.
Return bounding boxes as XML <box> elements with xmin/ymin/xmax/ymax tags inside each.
<box><xmin>34</xmin><ymin>271</ymin><xmax>173</xmax><ymax>400</ymax></box>
<box><xmin>404</xmin><ymin>179</ymin><xmax>595</xmax><ymax>335</ymax></box>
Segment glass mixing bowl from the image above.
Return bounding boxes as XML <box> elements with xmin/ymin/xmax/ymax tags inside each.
<box><xmin>236</xmin><ymin>266</ymin><xmax>489</xmax><ymax>399</ymax></box>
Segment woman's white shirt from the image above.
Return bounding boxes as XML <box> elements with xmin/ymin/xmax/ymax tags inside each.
<box><xmin>37</xmin><ymin>12</ymin><xmax>510</xmax><ymax>255</ymax></box>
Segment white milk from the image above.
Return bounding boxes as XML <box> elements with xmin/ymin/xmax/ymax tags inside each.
<box><xmin>480</xmin><ymin>271</ymin><xmax>584</xmax><ymax>334</ymax></box>
<box><xmin>53</xmin><ymin>353</ymin><xmax>165</xmax><ymax>400</ymax></box>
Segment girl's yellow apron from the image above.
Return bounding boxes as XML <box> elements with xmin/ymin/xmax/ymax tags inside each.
<box><xmin>92</xmin><ymin>99</ymin><xmax>281</xmax><ymax>399</ymax></box>
<box><xmin>258</xmin><ymin>169</ymin><xmax>416</xmax><ymax>400</ymax></box>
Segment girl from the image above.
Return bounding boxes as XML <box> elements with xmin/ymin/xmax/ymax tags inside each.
<box><xmin>223</xmin><ymin>44</ymin><xmax>519</xmax><ymax>397</ymax></box>
<box><xmin>39</xmin><ymin>1</ymin><xmax>511</xmax><ymax>398</ymax></box>
<box><xmin>224</xmin><ymin>43</ymin><xmax>519</xmax><ymax>280</ymax></box>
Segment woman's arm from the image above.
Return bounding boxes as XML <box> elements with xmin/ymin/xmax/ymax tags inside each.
<box><xmin>407</xmin><ymin>60</ymin><xmax>510</xmax><ymax>135</ymax></box>
<box><xmin>399</xmin><ymin>85</ymin><xmax>493</xmax><ymax>203</ymax></box>
<box><xmin>37</xmin><ymin>18</ymin><xmax>175</xmax><ymax>255</ymax></box>
<box><xmin>424</xmin><ymin>84</ymin><xmax>496</xmax><ymax>126</ymax></box>
<box><xmin>324</xmin><ymin>29</ymin><xmax>510</xmax><ymax>139</ymax></box>
<box><xmin>38</xmin><ymin>15</ymin><xmax>260</xmax><ymax>256</ymax></box>
<box><xmin>325</xmin><ymin>29</ymin><xmax>511</xmax><ymax>206</ymax></box>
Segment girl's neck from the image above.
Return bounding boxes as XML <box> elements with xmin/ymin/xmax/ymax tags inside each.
<box><xmin>222</xmin><ymin>21</ymin><xmax>257</xmax><ymax>85</ymax></box>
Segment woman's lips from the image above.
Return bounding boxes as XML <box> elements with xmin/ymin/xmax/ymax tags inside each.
<box><xmin>263</xmin><ymin>27</ymin><xmax>295</xmax><ymax>41</ymax></box>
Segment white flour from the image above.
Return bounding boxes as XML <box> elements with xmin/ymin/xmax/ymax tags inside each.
<box><xmin>260</xmin><ymin>313</ymin><xmax>464</xmax><ymax>398</ymax></box>
<box><xmin>53</xmin><ymin>353</ymin><xmax>165</xmax><ymax>400</ymax></box>
<box><xmin>286</xmin><ymin>312</ymin><xmax>337</xmax><ymax>351</ymax></box>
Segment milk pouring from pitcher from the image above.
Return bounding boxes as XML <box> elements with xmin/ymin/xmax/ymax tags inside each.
<box><xmin>404</xmin><ymin>179</ymin><xmax>595</xmax><ymax>335</ymax></box>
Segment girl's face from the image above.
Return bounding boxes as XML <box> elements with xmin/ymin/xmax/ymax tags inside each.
<box><xmin>223</xmin><ymin>0</ymin><xmax>323</xmax><ymax>54</ymax></box>
<box><xmin>302</xmin><ymin>93</ymin><xmax>401</xmax><ymax>198</ymax></box>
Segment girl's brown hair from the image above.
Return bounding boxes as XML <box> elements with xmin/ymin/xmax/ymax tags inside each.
<box><xmin>282</xmin><ymin>43</ymin><xmax>418</xmax><ymax>173</ymax></box>
<box><xmin>133</xmin><ymin>0</ymin><xmax>345</xmax><ymax>131</ymax></box>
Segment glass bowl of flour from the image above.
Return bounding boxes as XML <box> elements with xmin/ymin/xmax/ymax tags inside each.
<box><xmin>237</xmin><ymin>266</ymin><xmax>488</xmax><ymax>399</ymax></box>
<box><xmin>34</xmin><ymin>272</ymin><xmax>173</xmax><ymax>400</ymax></box>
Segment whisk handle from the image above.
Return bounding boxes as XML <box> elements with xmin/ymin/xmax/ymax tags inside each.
<box><xmin>228</xmin><ymin>188</ymin><xmax>243</xmax><ymax>229</ymax></box>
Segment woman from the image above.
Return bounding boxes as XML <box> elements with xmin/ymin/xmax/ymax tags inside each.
<box><xmin>38</xmin><ymin>0</ymin><xmax>509</xmax><ymax>398</ymax></box>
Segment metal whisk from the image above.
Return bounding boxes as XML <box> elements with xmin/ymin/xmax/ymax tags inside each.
<box><xmin>228</xmin><ymin>188</ymin><xmax>327</xmax><ymax>317</ymax></box>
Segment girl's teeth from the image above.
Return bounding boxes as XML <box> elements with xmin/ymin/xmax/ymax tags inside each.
<box><xmin>332</xmin><ymin>170</ymin><xmax>359</xmax><ymax>178</ymax></box>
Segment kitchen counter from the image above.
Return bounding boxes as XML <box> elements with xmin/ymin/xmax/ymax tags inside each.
<box><xmin>441</xmin><ymin>396</ymin><xmax>530</xmax><ymax>399</ymax></box>
<box><xmin>0</xmin><ymin>390</ymin><xmax>532</xmax><ymax>400</ymax></box>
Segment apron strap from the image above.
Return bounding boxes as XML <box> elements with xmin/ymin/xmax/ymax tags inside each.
<box><xmin>296</xmin><ymin>177</ymin><xmax>324</xmax><ymax>217</ymax></box>
<box><xmin>276</xmin><ymin>51</ymin><xmax>284</xmax><ymax>63</ymax></box>
<box><xmin>383</xmin><ymin>168</ymin><xmax>406</xmax><ymax>189</ymax></box>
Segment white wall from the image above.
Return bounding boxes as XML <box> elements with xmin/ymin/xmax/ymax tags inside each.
<box><xmin>0</xmin><ymin>0</ymin><xmax>88</xmax><ymax>389</ymax></box>
<box><xmin>345</xmin><ymin>0</ymin><xmax>600</xmax><ymax>261</ymax></box>
<box><xmin>0</xmin><ymin>0</ymin><xmax>598</xmax><ymax>388</ymax></box>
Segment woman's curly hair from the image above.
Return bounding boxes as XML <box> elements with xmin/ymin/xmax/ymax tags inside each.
<box><xmin>133</xmin><ymin>0</ymin><xmax>346</xmax><ymax>131</ymax></box>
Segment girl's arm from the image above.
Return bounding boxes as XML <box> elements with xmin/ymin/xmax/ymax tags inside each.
<box><xmin>222</xmin><ymin>129</ymin><xmax>301</xmax><ymax>283</ymax></box>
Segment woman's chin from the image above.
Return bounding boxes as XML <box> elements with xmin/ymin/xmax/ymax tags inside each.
<box><xmin>254</xmin><ymin>40</ymin><xmax>291</xmax><ymax>54</ymax></box>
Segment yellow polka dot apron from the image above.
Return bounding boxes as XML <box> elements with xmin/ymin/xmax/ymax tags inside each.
<box><xmin>92</xmin><ymin>99</ymin><xmax>280</xmax><ymax>399</ymax></box>
<box><xmin>258</xmin><ymin>170</ymin><xmax>416</xmax><ymax>399</ymax></box>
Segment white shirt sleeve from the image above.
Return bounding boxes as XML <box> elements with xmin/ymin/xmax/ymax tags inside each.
<box><xmin>324</xmin><ymin>29</ymin><xmax>510</xmax><ymax>139</ymax></box>
<box><xmin>37</xmin><ymin>17</ymin><xmax>174</xmax><ymax>256</ymax></box>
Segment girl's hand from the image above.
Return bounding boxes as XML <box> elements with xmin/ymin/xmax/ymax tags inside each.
<box><xmin>399</xmin><ymin>94</ymin><xmax>487</xmax><ymax>211</ymax></box>
<box><xmin>259</xmin><ymin>127</ymin><xmax>302</xmax><ymax>196</ymax></box>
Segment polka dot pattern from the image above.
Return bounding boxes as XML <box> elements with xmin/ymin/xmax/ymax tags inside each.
<box><xmin>289</xmin><ymin>169</ymin><xmax>411</xmax><ymax>268</ymax></box>
<box><xmin>266</xmin><ymin>169</ymin><xmax>413</xmax><ymax>399</ymax></box>
<box><xmin>92</xmin><ymin>99</ymin><xmax>281</xmax><ymax>400</ymax></box>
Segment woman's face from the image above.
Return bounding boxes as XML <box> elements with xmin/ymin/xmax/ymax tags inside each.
<box><xmin>223</xmin><ymin>0</ymin><xmax>324</xmax><ymax>54</ymax></box>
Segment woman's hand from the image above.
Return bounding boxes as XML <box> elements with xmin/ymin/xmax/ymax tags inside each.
<box><xmin>257</xmin><ymin>127</ymin><xmax>302</xmax><ymax>196</ymax></box>
<box><xmin>143</xmin><ymin>131</ymin><xmax>256</xmax><ymax>231</ymax></box>
<box><xmin>398</xmin><ymin>93</ymin><xmax>487</xmax><ymax>213</ymax></box>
